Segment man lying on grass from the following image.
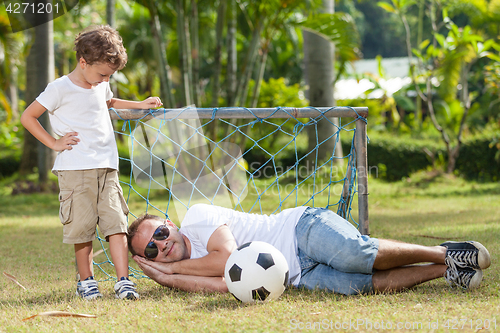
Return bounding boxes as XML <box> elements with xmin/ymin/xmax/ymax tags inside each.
<box><xmin>127</xmin><ymin>204</ymin><xmax>491</xmax><ymax>294</ymax></box>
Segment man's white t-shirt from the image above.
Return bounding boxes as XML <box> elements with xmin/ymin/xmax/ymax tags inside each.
<box><xmin>179</xmin><ymin>203</ymin><xmax>308</xmax><ymax>286</ymax></box>
<box><xmin>36</xmin><ymin>76</ymin><xmax>118</xmax><ymax>171</ymax></box>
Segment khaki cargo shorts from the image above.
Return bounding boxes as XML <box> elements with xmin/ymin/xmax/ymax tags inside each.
<box><xmin>57</xmin><ymin>168</ymin><xmax>129</xmax><ymax>244</ymax></box>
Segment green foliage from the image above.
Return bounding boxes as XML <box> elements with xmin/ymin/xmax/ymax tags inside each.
<box><xmin>0</xmin><ymin>153</ymin><xmax>20</xmax><ymax>179</ymax></box>
<box><xmin>357</xmin><ymin>133</ymin><xmax>443</xmax><ymax>181</ymax></box>
<box><xmin>456</xmin><ymin>132</ymin><xmax>500</xmax><ymax>181</ymax></box>
<box><xmin>253</xmin><ymin>78</ymin><xmax>308</xmax><ymax>108</ymax></box>
<box><xmin>0</xmin><ymin>119</ymin><xmax>22</xmax><ymax>149</ymax></box>
<box><xmin>380</xmin><ymin>1</ymin><xmax>500</xmax><ymax>172</ymax></box>
<box><xmin>117</xmin><ymin>142</ymin><xmax>132</xmax><ymax>177</ymax></box>
<box><xmin>298</xmin><ymin>12</ymin><xmax>361</xmax><ymax>66</ymax></box>
<box><xmin>338</xmin><ymin>130</ymin><xmax>500</xmax><ymax>182</ymax></box>
<box><xmin>337</xmin><ymin>98</ymin><xmax>398</xmax><ymax>130</ymax></box>
<box><xmin>244</xmin><ymin>78</ymin><xmax>309</xmax><ymax>168</ymax></box>
<box><xmin>0</xmin><ymin>120</ymin><xmax>22</xmax><ymax>179</ymax></box>
<box><xmin>354</xmin><ymin>0</ymin><xmax>407</xmax><ymax>58</ymax></box>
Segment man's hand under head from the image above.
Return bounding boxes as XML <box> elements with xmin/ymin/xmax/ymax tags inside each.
<box><xmin>133</xmin><ymin>255</ymin><xmax>175</xmax><ymax>275</ymax></box>
<box><xmin>133</xmin><ymin>255</ymin><xmax>228</xmax><ymax>293</ymax></box>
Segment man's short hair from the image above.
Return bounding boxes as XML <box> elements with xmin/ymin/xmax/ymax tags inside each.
<box><xmin>127</xmin><ymin>214</ymin><xmax>166</xmax><ymax>256</ymax></box>
<box><xmin>74</xmin><ymin>25</ymin><xmax>127</xmax><ymax>70</ymax></box>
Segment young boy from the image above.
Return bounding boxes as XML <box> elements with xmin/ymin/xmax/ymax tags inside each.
<box><xmin>20</xmin><ymin>25</ymin><xmax>162</xmax><ymax>300</ymax></box>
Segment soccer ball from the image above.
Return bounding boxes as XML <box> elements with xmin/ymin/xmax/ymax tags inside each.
<box><xmin>224</xmin><ymin>241</ymin><xmax>289</xmax><ymax>303</ymax></box>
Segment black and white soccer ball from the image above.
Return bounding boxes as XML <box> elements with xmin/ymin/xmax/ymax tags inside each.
<box><xmin>224</xmin><ymin>241</ymin><xmax>289</xmax><ymax>303</ymax></box>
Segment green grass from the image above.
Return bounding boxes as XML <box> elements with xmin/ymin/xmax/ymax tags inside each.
<box><xmin>0</xmin><ymin>173</ymin><xmax>499</xmax><ymax>332</ymax></box>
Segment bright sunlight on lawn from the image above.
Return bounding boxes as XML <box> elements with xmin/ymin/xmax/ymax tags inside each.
<box><xmin>0</xmin><ymin>174</ymin><xmax>499</xmax><ymax>332</ymax></box>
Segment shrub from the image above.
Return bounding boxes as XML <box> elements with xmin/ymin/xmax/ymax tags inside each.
<box><xmin>456</xmin><ymin>137</ymin><xmax>500</xmax><ymax>181</ymax></box>
<box><xmin>0</xmin><ymin>154</ymin><xmax>20</xmax><ymax>178</ymax></box>
<box><xmin>342</xmin><ymin>134</ymin><xmax>444</xmax><ymax>181</ymax></box>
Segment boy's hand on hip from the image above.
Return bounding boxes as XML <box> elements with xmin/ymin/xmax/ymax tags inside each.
<box><xmin>141</xmin><ymin>97</ymin><xmax>163</xmax><ymax>109</ymax></box>
<box><xmin>53</xmin><ymin>132</ymin><xmax>79</xmax><ymax>152</ymax></box>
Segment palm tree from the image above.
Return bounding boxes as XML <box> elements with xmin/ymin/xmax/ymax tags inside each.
<box><xmin>0</xmin><ymin>13</ymin><xmax>21</xmax><ymax>120</ymax></box>
<box><xmin>302</xmin><ymin>0</ymin><xmax>361</xmax><ymax>163</ymax></box>
<box><xmin>19</xmin><ymin>1</ymin><xmax>55</xmax><ymax>186</ymax></box>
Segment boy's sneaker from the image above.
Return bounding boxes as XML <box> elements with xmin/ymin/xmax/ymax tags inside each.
<box><xmin>444</xmin><ymin>266</ymin><xmax>483</xmax><ymax>289</ymax></box>
<box><xmin>114</xmin><ymin>277</ymin><xmax>139</xmax><ymax>300</ymax></box>
<box><xmin>441</xmin><ymin>241</ymin><xmax>491</xmax><ymax>270</ymax></box>
<box><xmin>76</xmin><ymin>276</ymin><xmax>103</xmax><ymax>300</ymax></box>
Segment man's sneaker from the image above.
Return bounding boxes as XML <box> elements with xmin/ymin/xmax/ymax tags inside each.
<box><xmin>114</xmin><ymin>277</ymin><xmax>139</xmax><ymax>300</ymax></box>
<box><xmin>444</xmin><ymin>266</ymin><xmax>483</xmax><ymax>289</ymax></box>
<box><xmin>441</xmin><ymin>241</ymin><xmax>491</xmax><ymax>270</ymax></box>
<box><xmin>76</xmin><ymin>276</ymin><xmax>103</xmax><ymax>300</ymax></box>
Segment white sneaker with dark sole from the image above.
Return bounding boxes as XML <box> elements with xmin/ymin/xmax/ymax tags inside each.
<box><xmin>114</xmin><ymin>277</ymin><xmax>139</xmax><ymax>300</ymax></box>
<box><xmin>76</xmin><ymin>276</ymin><xmax>103</xmax><ymax>300</ymax></box>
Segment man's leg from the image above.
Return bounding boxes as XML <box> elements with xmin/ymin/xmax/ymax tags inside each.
<box><xmin>372</xmin><ymin>264</ymin><xmax>447</xmax><ymax>292</ymax></box>
<box><xmin>372</xmin><ymin>240</ymin><xmax>487</xmax><ymax>291</ymax></box>
<box><xmin>373</xmin><ymin>240</ymin><xmax>446</xmax><ymax>270</ymax></box>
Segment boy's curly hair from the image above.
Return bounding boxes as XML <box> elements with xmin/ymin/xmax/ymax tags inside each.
<box><xmin>74</xmin><ymin>25</ymin><xmax>127</xmax><ymax>70</ymax></box>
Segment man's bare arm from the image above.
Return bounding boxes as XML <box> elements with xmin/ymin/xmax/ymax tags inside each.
<box><xmin>135</xmin><ymin>256</ymin><xmax>228</xmax><ymax>293</ymax></box>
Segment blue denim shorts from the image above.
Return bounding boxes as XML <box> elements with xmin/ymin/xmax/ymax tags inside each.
<box><xmin>295</xmin><ymin>207</ymin><xmax>379</xmax><ymax>295</ymax></box>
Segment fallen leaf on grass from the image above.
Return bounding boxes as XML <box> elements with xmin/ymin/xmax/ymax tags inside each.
<box><xmin>3</xmin><ymin>272</ymin><xmax>27</xmax><ymax>290</ymax></box>
<box><xmin>22</xmin><ymin>311</ymin><xmax>97</xmax><ymax>321</ymax></box>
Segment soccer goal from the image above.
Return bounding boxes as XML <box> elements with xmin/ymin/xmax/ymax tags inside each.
<box><xmin>93</xmin><ymin>106</ymin><xmax>369</xmax><ymax>280</ymax></box>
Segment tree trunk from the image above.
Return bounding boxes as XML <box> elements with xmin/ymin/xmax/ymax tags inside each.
<box><xmin>8</xmin><ymin>67</ymin><xmax>19</xmax><ymax>120</ymax></box>
<box><xmin>303</xmin><ymin>0</ymin><xmax>342</xmax><ymax>164</ymax></box>
<box><xmin>226</xmin><ymin>0</ymin><xmax>237</xmax><ymax>106</ymax></box>
<box><xmin>20</xmin><ymin>6</ymin><xmax>55</xmax><ymax>184</ymax></box>
<box><xmin>447</xmin><ymin>146</ymin><xmax>459</xmax><ymax>174</ymax></box>
<box><xmin>176</xmin><ymin>0</ymin><xmax>192</xmax><ymax>106</ymax></box>
<box><xmin>107</xmin><ymin>0</ymin><xmax>117</xmax><ymax>96</ymax></box>
<box><xmin>250</xmin><ymin>47</ymin><xmax>268</xmax><ymax>108</ymax></box>
<box><xmin>191</xmin><ymin>0</ymin><xmax>201</xmax><ymax>107</ymax></box>
<box><xmin>234</xmin><ymin>19</ymin><xmax>263</xmax><ymax>106</ymax></box>
<box><xmin>211</xmin><ymin>0</ymin><xmax>226</xmax><ymax>107</ymax></box>
<box><xmin>106</xmin><ymin>0</ymin><xmax>116</xmax><ymax>28</ymax></box>
<box><xmin>147</xmin><ymin>0</ymin><xmax>175</xmax><ymax>108</ymax></box>
<box><xmin>208</xmin><ymin>0</ymin><xmax>227</xmax><ymax>141</ymax></box>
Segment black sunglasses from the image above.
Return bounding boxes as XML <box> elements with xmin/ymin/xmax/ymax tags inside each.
<box><xmin>144</xmin><ymin>223</ymin><xmax>170</xmax><ymax>259</ymax></box>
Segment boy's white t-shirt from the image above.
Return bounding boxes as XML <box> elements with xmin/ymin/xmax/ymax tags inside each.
<box><xmin>179</xmin><ymin>203</ymin><xmax>308</xmax><ymax>286</ymax></box>
<box><xmin>36</xmin><ymin>75</ymin><xmax>118</xmax><ymax>171</ymax></box>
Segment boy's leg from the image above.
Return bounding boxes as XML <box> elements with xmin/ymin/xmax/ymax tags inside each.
<box><xmin>109</xmin><ymin>232</ymin><xmax>139</xmax><ymax>300</ymax></box>
<box><xmin>97</xmin><ymin>168</ymin><xmax>129</xmax><ymax>278</ymax></box>
<box><xmin>75</xmin><ymin>242</ymin><xmax>102</xmax><ymax>300</ymax></box>
<box><xmin>97</xmin><ymin>169</ymin><xmax>138</xmax><ymax>299</ymax></box>
<box><xmin>74</xmin><ymin>242</ymin><xmax>94</xmax><ymax>280</ymax></box>
<box><xmin>108</xmin><ymin>233</ymin><xmax>129</xmax><ymax>279</ymax></box>
<box><xmin>373</xmin><ymin>240</ymin><xmax>446</xmax><ymax>270</ymax></box>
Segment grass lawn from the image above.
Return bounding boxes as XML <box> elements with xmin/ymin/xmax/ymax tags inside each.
<box><xmin>0</xmin><ymin>173</ymin><xmax>499</xmax><ymax>332</ymax></box>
